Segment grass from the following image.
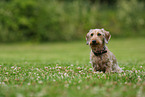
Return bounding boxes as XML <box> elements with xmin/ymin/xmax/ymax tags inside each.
<box><xmin>0</xmin><ymin>38</ymin><xmax>145</xmax><ymax>97</ymax></box>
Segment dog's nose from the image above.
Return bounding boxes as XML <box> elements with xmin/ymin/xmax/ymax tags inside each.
<box><xmin>92</xmin><ymin>40</ymin><xmax>96</xmax><ymax>44</ymax></box>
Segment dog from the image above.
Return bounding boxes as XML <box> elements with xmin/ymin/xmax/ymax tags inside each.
<box><xmin>86</xmin><ymin>28</ymin><xmax>122</xmax><ymax>73</ymax></box>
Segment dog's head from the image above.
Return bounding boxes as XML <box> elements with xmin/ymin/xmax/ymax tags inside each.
<box><xmin>86</xmin><ymin>28</ymin><xmax>111</xmax><ymax>47</ymax></box>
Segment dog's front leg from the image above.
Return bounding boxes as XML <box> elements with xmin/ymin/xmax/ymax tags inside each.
<box><xmin>105</xmin><ymin>61</ymin><xmax>113</xmax><ymax>73</ymax></box>
<box><xmin>92</xmin><ymin>63</ymin><xmax>99</xmax><ymax>72</ymax></box>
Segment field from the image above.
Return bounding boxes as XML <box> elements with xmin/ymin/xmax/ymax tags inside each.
<box><xmin>0</xmin><ymin>38</ymin><xmax>145</xmax><ymax>97</ymax></box>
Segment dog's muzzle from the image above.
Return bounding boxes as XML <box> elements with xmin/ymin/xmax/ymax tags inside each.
<box><xmin>91</xmin><ymin>40</ymin><xmax>99</xmax><ymax>45</ymax></box>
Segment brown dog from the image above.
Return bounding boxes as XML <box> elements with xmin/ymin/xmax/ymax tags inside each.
<box><xmin>86</xmin><ymin>28</ymin><xmax>122</xmax><ymax>73</ymax></box>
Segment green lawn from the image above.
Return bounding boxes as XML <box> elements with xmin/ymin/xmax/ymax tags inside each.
<box><xmin>0</xmin><ymin>38</ymin><xmax>145</xmax><ymax>97</ymax></box>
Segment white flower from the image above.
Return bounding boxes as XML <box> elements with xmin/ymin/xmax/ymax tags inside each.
<box><xmin>58</xmin><ymin>67</ymin><xmax>62</xmax><ymax>69</ymax></box>
<box><xmin>18</xmin><ymin>67</ymin><xmax>21</xmax><ymax>69</ymax></box>
<box><xmin>64</xmin><ymin>73</ymin><xmax>68</xmax><ymax>77</ymax></box>
<box><xmin>45</xmin><ymin>67</ymin><xmax>48</xmax><ymax>69</ymax></box>
<box><xmin>11</xmin><ymin>66</ymin><xmax>14</xmax><ymax>69</ymax></box>
<box><xmin>77</xmin><ymin>86</ymin><xmax>80</xmax><ymax>90</ymax></box>
<box><xmin>77</xmin><ymin>67</ymin><xmax>81</xmax><ymax>70</ymax></box>
<box><xmin>125</xmin><ymin>82</ymin><xmax>127</xmax><ymax>84</ymax></box>
<box><xmin>78</xmin><ymin>80</ymin><xmax>82</xmax><ymax>83</ymax></box>
<box><xmin>27</xmin><ymin>83</ymin><xmax>31</xmax><ymax>85</ymax></box>
<box><xmin>5</xmin><ymin>72</ymin><xmax>8</xmax><ymax>75</ymax></box>
<box><xmin>61</xmin><ymin>75</ymin><xmax>63</xmax><ymax>79</ymax></box>
<box><xmin>64</xmin><ymin>84</ymin><xmax>69</xmax><ymax>88</ymax></box>
<box><xmin>38</xmin><ymin>80</ymin><xmax>43</xmax><ymax>84</ymax></box>
<box><xmin>14</xmin><ymin>67</ymin><xmax>17</xmax><ymax>70</ymax></box>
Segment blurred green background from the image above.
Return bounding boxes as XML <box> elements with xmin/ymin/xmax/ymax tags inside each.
<box><xmin>0</xmin><ymin>0</ymin><xmax>145</xmax><ymax>43</ymax></box>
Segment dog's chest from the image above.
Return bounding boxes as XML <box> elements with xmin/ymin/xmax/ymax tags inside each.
<box><xmin>91</xmin><ymin>53</ymin><xmax>109</xmax><ymax>64</ymax></box>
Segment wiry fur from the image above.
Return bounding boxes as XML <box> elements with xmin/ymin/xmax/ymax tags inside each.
<box><xmin>86</xmin><ymin>28</ymin><xmax>122</xmax><ymax>73</ymax></box>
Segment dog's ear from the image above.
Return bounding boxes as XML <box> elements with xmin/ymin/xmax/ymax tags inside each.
<box><xmin>101</xmin><ymin>28</ymin><xmax>111</xmax><ymax>44</ymax></box>
<box><xmin>86</xmin><ymin>29</ymin><xmax>93</xmax><ymax>45</ymax></box>
<box><xmin>86</xmin><ymin>33</ymin><xmax>89</xmax><ymax>45</ymax></box>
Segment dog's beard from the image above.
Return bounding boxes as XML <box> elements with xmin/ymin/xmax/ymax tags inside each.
<box><xmin>90</xmin><ymin>43</ymin><xmax>104</xmax><ymax>52</ymax></box>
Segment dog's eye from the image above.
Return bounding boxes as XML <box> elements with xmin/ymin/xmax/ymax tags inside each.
<box><xmin>91</xmin><ymin>33</ymin><xmax>93</xmax><ymax>36</ymax></box>
<box><xmin>98</xmin><ymin>33</ymin><xmax>101</xmax><ymax>36</ymax></box>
